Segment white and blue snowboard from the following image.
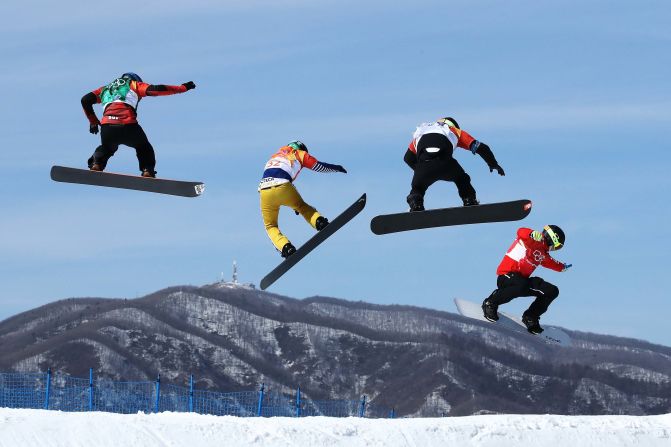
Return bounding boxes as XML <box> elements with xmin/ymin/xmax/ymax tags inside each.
<box><xmin>454</xmin><ymin>298</ymin><xmax>571</xmax><ymax>347</ymax></box>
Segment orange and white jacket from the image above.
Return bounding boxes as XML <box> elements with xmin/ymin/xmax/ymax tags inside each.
<box><xmin>408</xmin><ymin>121</ymin><xmax>477</xmax><ymax>155</ymax></box>
<box><xmin>259</xmin><ymin>146</ymin><xmax>343</xmax><ymax>190</ymax></box>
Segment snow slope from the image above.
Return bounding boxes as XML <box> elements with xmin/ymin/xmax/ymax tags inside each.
<box><xmin>0</xmin><ymin>409</ymin><xmax>669</xmax><ymax>447</ymax></box>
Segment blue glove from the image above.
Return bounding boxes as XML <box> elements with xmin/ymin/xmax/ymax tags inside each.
<box><xmin>563</xmin><ymin>263</ymin><xmax>572</xmax><ymax>271</ymax></box>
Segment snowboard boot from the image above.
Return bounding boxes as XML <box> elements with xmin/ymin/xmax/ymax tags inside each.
<box><xmin>522</xmin><ymin>312</ymin><xmax>544</xmax><ymax>334</ymax></box>
<box><xmin>406</xmin><ymin>194</ymin><xmax>425</xmax><ymax>212</ymax></box>
<box><xmin>315</xmin><ymin>216</ymin><xmax>329</xmax><ymax>231</ymax></box>
<box><xmin>281</xmin><ymin>242</ymin><xmax>296</xmax><ymax>258</ymax></box>
<box><xmin>141</xmin><ymin>169</ymin><xmax>157</xmax><ymax>178</ymax></box>
<box><xmin>90</xmin><ymin>163</ymin><xmax>103</xmax><ymax>172</ymax></box>
<box><xmin>482</xmin><ymin>299</ymin><xmax>499</xmax><ymax>322</ymax></box>
<box><xmin>462</xmin><ymin>196</ymin><xmax>480</xmax><ymax>207</ymax></box>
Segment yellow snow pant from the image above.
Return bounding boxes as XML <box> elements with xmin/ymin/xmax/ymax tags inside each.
<box><xmin>259</xmin><ymin>182</ymin><xmax>321</xmax><ymax>251</ymax></box>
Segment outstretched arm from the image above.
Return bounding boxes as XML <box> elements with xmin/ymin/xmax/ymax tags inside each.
<box><xmin>299</xmin><ymin>151</ymin><xmax>347</xmax><ymax>173</ymax></box>
<box><xmin>136</xmin><ymin>81</ymin><xmax>196</xmax><ymax>97</ymax></box>
<box><xmin>541</xmin><ymin>255</ymin><xmax>568</xmax><ymax>272</ymax></box>
<box><xmin>470</xmin><ymin>140</ymin><xmax>505</xmax><ymax>176</ymax></box>
<box><xmin>455</xmin><ymin>129</ymin><xmax>505</xmax><ymax>176</ymax></box>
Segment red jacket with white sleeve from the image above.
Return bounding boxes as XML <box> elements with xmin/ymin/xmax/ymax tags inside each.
<box><xmin>496</xmin><ymin>228</ymin><xmax>565</xmax><ymax>277</ymax></box>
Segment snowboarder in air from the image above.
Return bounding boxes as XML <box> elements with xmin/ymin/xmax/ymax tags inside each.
<box><xmin>404</xmin><ymin>117</ymin><xmax>505</xmax><ymax>211</ymax></box>
<box><xmin>81</xmin><ymin>72</ymin><xmax>196</xmax><ymax>178</ymax></box>
<box><xmin>482</xmin><ymin>225</ymin><xmax>572</xmax><ymax>334</ymax></box>
<box><xmin>259</xmin><ymin>141</ymin><xmax>347</xmax><ymax>258</ymax></box>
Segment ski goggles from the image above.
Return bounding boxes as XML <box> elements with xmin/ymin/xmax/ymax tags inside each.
<box><xmin>437</xmin><ymin>117</ymin><xmax>457</xmax><ymax>128</ymax></box>
<box><xmin>543</xmin><ymin>225</ymin><xmax>563</xmax><ymax>251</ymax></box>
<box><xmin>437</xmin><ymin>118</ymin><xmax>461</xmax><ymax>137</ymax></box>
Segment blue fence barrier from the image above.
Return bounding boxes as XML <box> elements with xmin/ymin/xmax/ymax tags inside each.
<box><xmin>0</xmin><ymin>369</ymin><xmax>389</xmax><ymax>418</ymax></box>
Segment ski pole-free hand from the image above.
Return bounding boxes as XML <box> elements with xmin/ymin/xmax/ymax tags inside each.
<box><xmin>490</xmin><ymin>164</ymin><xmax>505</xmax><ymax>176</ymax></box>
<box><xmin>473</xmin><ymin>141</ymin><xmax>504</xmax><ymax>176</ymax></box>
<box><xmin>182</xmin><ymin>81</ymin><xmax>196</xmax><ymax>91</ymax></box>
<box><xmin>89</xmin><ymin>123</ymin><xmax>99</xmax><ymax>135</ymax></box>
<box><xmin>563</xmin><ymin>263</ymin><xmax>572</xmax><ymax>271</ymax></box>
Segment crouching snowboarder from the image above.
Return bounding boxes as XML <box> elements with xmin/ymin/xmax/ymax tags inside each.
<box><xmin>482</xmin><ymin>225</ymin><xmax>572</xmax><ymax>334</ymax></box>
<box><xmin>81</xmin><ymin>72</ymin><xmax>196</xmax><ymax>177</ymax></box>
<box><xmin>404</xmin><ymin>117</ymin><xmax>504</xmax><ymax>211</ymax></box>
<box><xmin>259</xmin><ymin>141</ymin><xmax>347</xmax><ymax>258</ymax></box>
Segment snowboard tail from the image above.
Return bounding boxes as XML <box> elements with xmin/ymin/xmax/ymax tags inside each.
<box><xmin>370</xmin><ymin>199</ymin><xmax>532</xmax><ymax>235</ymax></box>
<box><xmin>454</xmin><ymin>298</ymin><xmax>571</xmax><ymax>347</ymax></box>
<box><xmin>260</xmin><ymin>194</ymin><xmax>367</xmax><ymax>290</ymax></box>
<box><xmin>50</xmin><ymin>166</ymin><xmax>204</xmax><ymax>198</ymax></box>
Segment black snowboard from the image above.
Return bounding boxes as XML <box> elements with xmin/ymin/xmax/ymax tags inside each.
<box><xmin>260</xmin><ymin>194</ymin><xmax>367</xmax><ymax>290</ymax></box>
<box><xmin>370</xmin><ymin>199</ymin><xmax>532</xmax><ymax>235</ymax></box>
<box><xmin>50</xmin><ymin>166</ymin><xmax>204</xmax><ymax>198</ymax></box>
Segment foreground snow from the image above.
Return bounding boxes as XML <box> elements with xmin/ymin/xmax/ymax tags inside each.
<box><xmin>0</xmin><ymin>409</ymin><xmax>669</xmax><ymax>447</ymax></box>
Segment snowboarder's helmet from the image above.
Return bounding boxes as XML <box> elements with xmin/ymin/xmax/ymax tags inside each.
<box><xmin>287</xmin><ymin>140</ymin><xmax>308</xmax><ymax>152</ymax></box>
<box><xmin>438</xmin><ymin>117</ymin><xmax>460</xmax><ymax>129</ymax></box>
<box><xmin>121</xmin><ymin>72</ymin><xmax>142</xmax><ymax>82</ymax></box>
<box><xmin>542</xmin><ymin>225</ymin><xmax>565</xmax><ymax>251</ymax></box>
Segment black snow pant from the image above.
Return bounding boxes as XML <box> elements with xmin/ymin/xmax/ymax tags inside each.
<box><xmin>486</xmin><ymin>272</ymin><xmax>559</xmax><ymax>318</ymax></box>
<box><xmin>407</xmin><ymin>133</ymin><xmax>476</xmax><ymax>207</ymax></box>
<box><xmin>88</xmin><ymin>123</ymin><xmax>156</xmax><ymax>173</ymax></box>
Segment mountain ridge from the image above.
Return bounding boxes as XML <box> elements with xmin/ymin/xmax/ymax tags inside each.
<box><xmin>1</xmin><ymin>283</ymin><xmax>669</xmax><ymax>416</ymax></box>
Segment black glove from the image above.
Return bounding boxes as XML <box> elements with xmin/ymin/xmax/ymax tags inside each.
<box><xmin>403</xmin><ymin>149</ymin><xmax>417</xmax><ymax>170</ymax></box>
<box><xmin>182</xmin><ymin>81</ymin><xmax>196</xmax><ymax>91</ymax></box>
<box><xmin>89</xmin><ymin>123</ymin><xmax>99</xmax><ymax>135</ymax></box>
<box><xmin>489</xmin><ymin>164</ymin><xmax>505</xmax><ymax>176</ymax></box>
<box><xmin>472</xmin><ymin>141</ymin><xmax>504</xmax><ymax>176</ymax></box>
<box><xmin>336</xmin><ymin>165</ymin><xmax>347</xmax><ymax>174</ymax></box>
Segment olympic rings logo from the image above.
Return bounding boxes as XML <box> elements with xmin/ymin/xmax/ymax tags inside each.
<box><xmin>107</xmin><ymin>78</ymin><xmax>128</xmax><ymax>89</ymax></box>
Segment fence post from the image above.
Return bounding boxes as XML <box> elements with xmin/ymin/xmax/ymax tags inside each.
<box><xmin>295</xmin><ymin>386</ymin><xmax>301</xmax><ymax>417</ymax></box>
<box><xmin>257</xmin><ymin>383</ymin><xmax>265</xmax><ymax>417</ymax></box>
<box><xmin>89</xmin><ymin>368</ymin><xmax>94</xmax><ymax>411</ymax></box>
<box><xmin>154</xmin><ymin>374</ymin><xmax>161</xmax><ymax>413</ymax></box>
<box><xmin>189</xmin><ymin>374</ymin><xmax>194</xmax><ymax>413</ymax></box>
<box><xmin>44</xmin><ymin>368</ymin><xmax>52</xmax><ymax>410</ymax></box>
<box><xmin>358</xmin><ymin>395</ymin><xmax>367</xmax><ymax>418</ymax></box>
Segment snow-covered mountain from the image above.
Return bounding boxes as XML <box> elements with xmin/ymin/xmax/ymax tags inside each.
<box><xmin>0</xmin><ymin>284</ymin><xmax>669</xmax><ymax>416</ymax></box>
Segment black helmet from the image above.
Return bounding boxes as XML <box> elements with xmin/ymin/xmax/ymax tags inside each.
<box><xmin>287</xmin><ymin>140</ymin><xmax>308</xmax><ymax>152</ymax></box>
<box><xmin>121</xmin><ymin>72</ymin><xmax>142</xmax><ymax>82</ymax></box>
<box><xmin>542</xmin><ymin>225</ymin><xmax>565</xmax><ymax>251</ymax></box>
<box><xmin>438</xmin><ymin>117</ymin><xmax>460</xmax><ymax>129</ymax></box>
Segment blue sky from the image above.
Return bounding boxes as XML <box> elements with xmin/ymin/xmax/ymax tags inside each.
<box><xmin>1</xmin><ymin>1</ymin><xmax>669</xmax><ymax>346</ymax></box>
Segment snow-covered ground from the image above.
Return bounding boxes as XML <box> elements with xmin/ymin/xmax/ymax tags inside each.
<box><xmin>0</xmin><ymin>409</ymin><xmax>669</xmax><ymax>447</ymax></box>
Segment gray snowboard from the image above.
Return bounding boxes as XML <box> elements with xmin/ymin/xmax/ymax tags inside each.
<box><xmin>454</xmin><ymin>298</ymin><xmax>571</xmax><ymax>347</ymax></box>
